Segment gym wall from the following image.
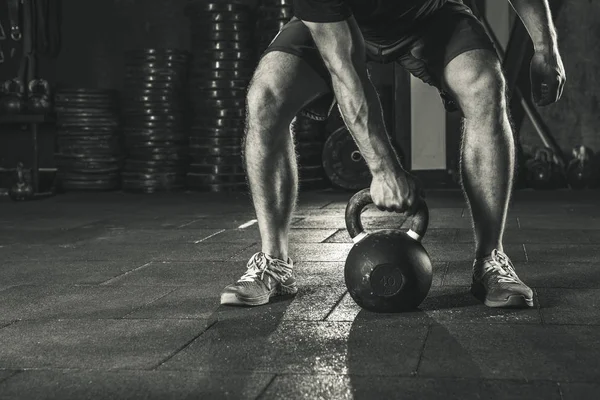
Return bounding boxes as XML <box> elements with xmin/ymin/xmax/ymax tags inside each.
<box><xmin>0</xmin><ymin>0</ymin><xmax>597</xmax><ymax>177</ymax></box>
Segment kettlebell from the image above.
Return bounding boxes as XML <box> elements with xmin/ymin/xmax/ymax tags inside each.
<box><xmin>344</xmin><ymin>188</ymin><xmax>432</xmax><ymax>313</ymax></box>
<box><xmin>9</xmin><ymin>162</ymin><xmax>34</xmax><ymax>201</ymax></box>
<box><xmin>567</xmin><ymin>145</ymin><xmax>594</xmax><ymax>190</ymax></box>
<box><xmin>27</xmin><ymin>79</ymin><xmax>52</xmax><ymax>113</ymax></box>
<box><xmin>526</xmin><ymin>147</ymin><xmax>555</xmax><ymax>190</ymax></box>
<box><xmin>0</xmin><ymin>79</ymin><xmax>25</xmax><ymax>115</ymax></box>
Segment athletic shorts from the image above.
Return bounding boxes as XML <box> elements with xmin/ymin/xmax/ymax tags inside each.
<box><xmin>261</xmin><ymin>0</ymin><xmax>497</xmax><ymax>118</ymax></box>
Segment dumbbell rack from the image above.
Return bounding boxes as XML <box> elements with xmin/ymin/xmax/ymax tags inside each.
<box><xmin>0</xmin><ymin>113</ymin><xmax>55</xmax><ymax>198</ymax></box>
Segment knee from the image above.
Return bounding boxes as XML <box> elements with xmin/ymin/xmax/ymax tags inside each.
<box><xmin>455</xmin><ymin>67</ymin><xmax>506</xmax><ymax>117</ymax></box>
<box><xmin>246</xmin><ymin>79</ymin><xmax>289</xmax><ymax>128</ymax></box>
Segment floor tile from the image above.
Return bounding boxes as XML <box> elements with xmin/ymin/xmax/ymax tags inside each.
<box><xmin>159</xmin><ymin>319</ymin><xmax>428</xmax><ymax>375</ymax></box>
<box><xmin>0</xmin><ymin>260</ymin><xmax>146</xmax><ymax>291</ymax></box>
<box><xmin>261</xmin><ymin>375</ymin><xmax>561</xmax><ymax>400</ymax></box>
<box><xmin>524</xmin><ymin>244</ymin><xmax>600</xmax><ymax>262</ymax></box>
<box><xmin>560</xmin><ymin>382</ymin><xmax>600</xmax><ymax>400</ymax></box>
<box><xmin>0</xmin><ymin>370</ymin><xmax>272</xmax><ymax>400</ymax></box>
<box><xmin>419</xmin><ymin>324</ymin><xmax>600</xmax><ymax>381</ymax></box>
<box><xmin>537</xmin><ymin>288</ymin><xmax>600</xmax><ymax>325</ymax></box>
<box><xmin>0</xmin><ymin>319</ymin><xmax>213</xmax><ymax>369</ymax></box>
<box><xmin>0</xmin><ymin>284</ymin><xmax>174</xmax><ymax>320</ymax></box>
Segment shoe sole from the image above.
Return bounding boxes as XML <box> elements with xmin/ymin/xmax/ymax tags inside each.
<box><xmin>220</xmin><ymin>283</ymin><xmax>298</xmax><ymax>306</ymax></box>
<box><xmin>471</xmin><ymin>283</ymin><xmax>534</xmax><ymax>308</ymax></box>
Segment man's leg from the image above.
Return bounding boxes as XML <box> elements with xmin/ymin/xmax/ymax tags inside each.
<box><xmin>220</xmin><ymin>51</ymin><xmax>330</xmax><ymax>306</ymax></box>
<box><xmin>443</xmin><ymin>49</ymin><xmax>513</xmax><ymax>259</ymax></box>
<box><xmin>443</xmin><ymin>49</ymin><xmax>533</xmax><ymax>307</ymax></box>
<box><xmin>245</xmin><ymin>52</ymin><xmax>328</xmax><ymax>262</ymax></box>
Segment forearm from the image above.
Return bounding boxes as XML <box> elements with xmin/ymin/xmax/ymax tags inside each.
<box><xmin>329</xmin><ymin>63</ymin><xmax>401</xmax><ymax>174</ymax></box>
<box><xmin>304</xmin><ymin>19</ymin><xmax>402</xmax><ymax>175</ymax></box>
<box><xmin>508</xmin><ymin>0</ymin><xmax>558</xmax><ymax>51</ymax></box>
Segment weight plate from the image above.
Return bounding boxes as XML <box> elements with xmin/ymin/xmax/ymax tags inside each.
<box><xmin>195</xmin><ymin>31</ymin><xmax>254</xmax><ymax>43</ymax></box>
<box><xmin>123</xmin><ymin>73</ymin><xmax>184</xmax><ymax>83</ymax></box>
<box><xmin>185</xmin><ymin>2</ymin><xmax>250</xmax><ymax>14</ymax></box>
<box><xmin>185</xmin><ymin>181</ymin><xmax>248</xmax><ymax>192</ymax></box>
<box><xmin>192</xmin><ymin>60</ymin><xmax>253</xmax><ymax>71</ymax></box>
<box><xmin>188</xmin><ymin>163</ymin><xmax>245</xmax><ymax>175</ymax></box>
<box><xmin>190</xmin><ymin>154</ymin><xmax>243</xmax><ymax>165</ymax></box>
<box><xmin>55</xmin><ymin>106</ymin><xmax>118</xmax><ymax>115</ymax></box>
<box><xmin>189</xmin><ymin>136</ymin><xmax>242</xmax><ymax>147</ymax></box>
<box><xmin>192</xmin><ymin>117</ymin><xmax>245</xmax><ymax>130</ymax></box>
<box><xmin>192</xmin><ymin>69</ymin><xmax>252</xmax><ymax>81</ymax></box>
<box><xmin>298</xmin><ymin>177</ymin><xmax>329</xmax><ymax>191</ymax></box>
<box><xmin>121</xmin><ymin>94</ymin><xmax>178</xmax><ymax>104</ymax></box>
<box><xmin>299</xmin><ymin>165</ymin><xmax>324</xmax><ymax>179</ymax></box>
<box><xmin>259</xmin><ymin>6</ymin><xmax>294</xmax><ymax>19</ymax></box>
<box><xmin>122</xmin><ymin>89</ymin><xmax>183</xmax><ymax>99</ymax></box>
<box><xmin>56</xmin><ymin>88</ymin><xmax>117</xmax><ymax>96</ymax></box>
<box><xmin>186</xmin><ymin>173</ymin><xmax>246</xmax><ymax>185</ymax></box>
<box><xmin>189</xmin><ymin>126</ymin><xmax>243</xmax><ymax>137</ymax></box>
<box><xmin>125</xmin><ymin>48</ymin><xmax>187</xmax><ymax>56</ymax></box>
<box><xmin>122</xmin><ymin>107</ymin><xmax>184</xmax><ymax>116</ymax></box>
<box><xmin>189</xmin><ymin>79</ymin><xmax>248</xmax><ymax>90</ymax></box>
<box><xmin>322</xmin><ymin>126</ymin><xmax>371</xmax><ymax>190</ymax></box>
<box><xmin>200</xmin><ymin>50</ymin><xmax>254</xmax><ymax>61</ymax></box>
<box><xmin>189</xmin><ymin>11</ymin><xmax>251</xmax><ymax>23</ymax></box>
<box><xmin>193</xmin><ymin>97</ymin><xmax>246</xmax><ymax>109</ymax></box>
<box><xmin>124</xmin><ymin>81</ymin><xmax>182</xmax><ymax>90</ymax></box>
<box><xmin>197</xmin><ymin>108</ymin><xmax>246</xmax><ymax>119</ymax></box>
<box><xmin>123</xmin><ymin>132</ymin><xmax>187</xmax><ymax>143</ymax></box>
<box><xmin>195</xmin><ymin>89</ymin><xmax>246</xmax><ymax>99</ymax></box>
<box><xmin>190</xmin><ymin>144</ymin><xmax>242</xmax><ymax>157</ymax></box>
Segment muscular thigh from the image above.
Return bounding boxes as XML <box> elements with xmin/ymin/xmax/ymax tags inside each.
<box><xmin>252</xmin><ymin>18</ymin><xmax>335</xmax><ymax>121</ymax></box>
<box><xmin>395</xmin><ymin>1</ymin><xmax>497</xmax><ymax>112</ymax></box>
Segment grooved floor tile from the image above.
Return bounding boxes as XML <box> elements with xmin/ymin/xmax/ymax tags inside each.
<box><xmin>0</xmin><ymin>370</ymin><xmax>273</xmax><ymax>400</ymax></box>
<box><xmin>0</xmin><ymin>319</ymin><xmax>214</xmax><ymax>369</ymax></box>
<box><xmin>159</xmin><ymin>319</ymin><xmax>428</xmax><ymax>375</ymax></box>
<box><xmin>260</xmin><ymin>375</ymin><xmax>561</xmax><ymax>400</ymax></box>
<box><xmin>560</xmin><ymin>382</ymin><xmax>600</xmax><ymax>400</ymax></box>
<box><xmin>0</xmin><ymin>260</ymin><xmax>146</xmax><ymax>291</ymax></box>
<box><xmin>537</xmin><ymin>288</ymin><xmax>600</xmax><ymax>325</ymax></box>
<box><xmin>524</xmin><ymin>244</ymin><xmax>600</xmax><ymax>262</ymax></box>
<box><xmin>0</xmin><ymin>285</ymin><xmax>174</xmax><ymax>320</ymax></box>
<box><xmin>419</xmin><ymin>324</ymin><xmax>600</xmax><ymax>381</ymax></box>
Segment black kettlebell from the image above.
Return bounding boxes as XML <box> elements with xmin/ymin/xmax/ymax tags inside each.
<box><xmin>27</xmin><ymin>79</ymin><xmax>52</xmax><ymax>113</ymax></box>
<box><xmin>344</xmin><ymin>188</ymin><xmax>432</xmax><ymax>313</ymax></box>
<box><xmin>526</xmin><ymin>147</ymin><xmax>555</xmax><ymax>190</ymax></box>
<box><xmin>0</xmin><ymin>79</ymin><xmax>25</xmax><ymax>115</ymax></box>
<box><xmin>9</xmin><ymin>162</ymin><xmax>34</xmax><ymax>201</ymax></box>
<box><xmin>567</xmin><ymin>145</ymin><xmax>593</xmax><ymax>190</ymax></box>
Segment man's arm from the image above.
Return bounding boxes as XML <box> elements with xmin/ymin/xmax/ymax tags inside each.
<box><xmin>508</xmin><ymin>0</ymin><xmax>557</xmax><ymax>52</ymax></box>
<box><xmin>302</xmin><ymin>18</ymin><xmax>403</xmax><ymax>175</ymax></box>
<box><xmin>508</xmin><ymin>0</ymin><xmax>566</xmax><ymax>105</ymax></box>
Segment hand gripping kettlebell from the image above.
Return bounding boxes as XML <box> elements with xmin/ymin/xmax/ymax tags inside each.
<box><xmin>0</xmin><ymin>79</ymin><xmax>25</xmax><ymax>115</ymax></box>
<box><xmin>344</xmin><ymin>188</ymin><xmax>433</xmax><ymax>313</ymax></box>
<box><xmin>27</xmin><ymin>79</ymin><xmax>52</xmax><ymax>114</ymax></box>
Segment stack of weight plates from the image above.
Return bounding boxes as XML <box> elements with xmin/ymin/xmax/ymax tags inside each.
<box><xmin>54</xmin><ymin>88</ymin><xmax>122</xmax><ymax>191</ymax></box>
<box><xmin>121</xmin><ymin>48</ymin><xmax>190</xmax><ymax>193</ymax></box>
<box><xmin>256</xmin><ymin>0</ymin><xmax>293</xmax><ymax>54</ymax></box>
<box><xmin>185</xmin><ymin>1</ymin><xmax>255</xmax><ymax>192</ymax></box>
<box><xmin>293</xmin><ymin>115</ymin><xmax>329</xmax><ymax>191</ymax></box>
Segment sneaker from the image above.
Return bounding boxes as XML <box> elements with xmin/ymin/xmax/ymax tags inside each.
<box><xmin>471</xmin><ymin>249</ymin><xmax>534</xmax><ymax>308</ymax></box>
<box><xmin>220</xmin><ymin>252</ymin><xmax>298</xmax><ymax>306</ymax></box>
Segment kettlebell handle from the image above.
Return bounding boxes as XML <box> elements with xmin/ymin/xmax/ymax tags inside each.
<box><xmin>345</xmin><ymin>188</ymin><xmax>429</xmax><ymax>243</ymax></box>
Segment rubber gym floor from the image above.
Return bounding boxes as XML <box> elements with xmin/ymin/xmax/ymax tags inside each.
<box><xmin>0</xmin><ymin>188</ymin><xmax>599</xmax><ymax>399</ymax></box>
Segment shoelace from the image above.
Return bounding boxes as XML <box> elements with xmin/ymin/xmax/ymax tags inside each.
<box><xmin>237</xmin><ymin>252</ymin><xmax>292</xmax><ymax>284</ymax></box>
<box><xmin>482</xmin><ymin>249</ymin><xmax>521</xmax><ymax>284</ymax></box>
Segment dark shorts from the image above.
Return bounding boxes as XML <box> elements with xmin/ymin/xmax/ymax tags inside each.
<box><xmin>262</xmin><ymin>0</ymin><xmax>496</xmax><ymax>118</ymax></box>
